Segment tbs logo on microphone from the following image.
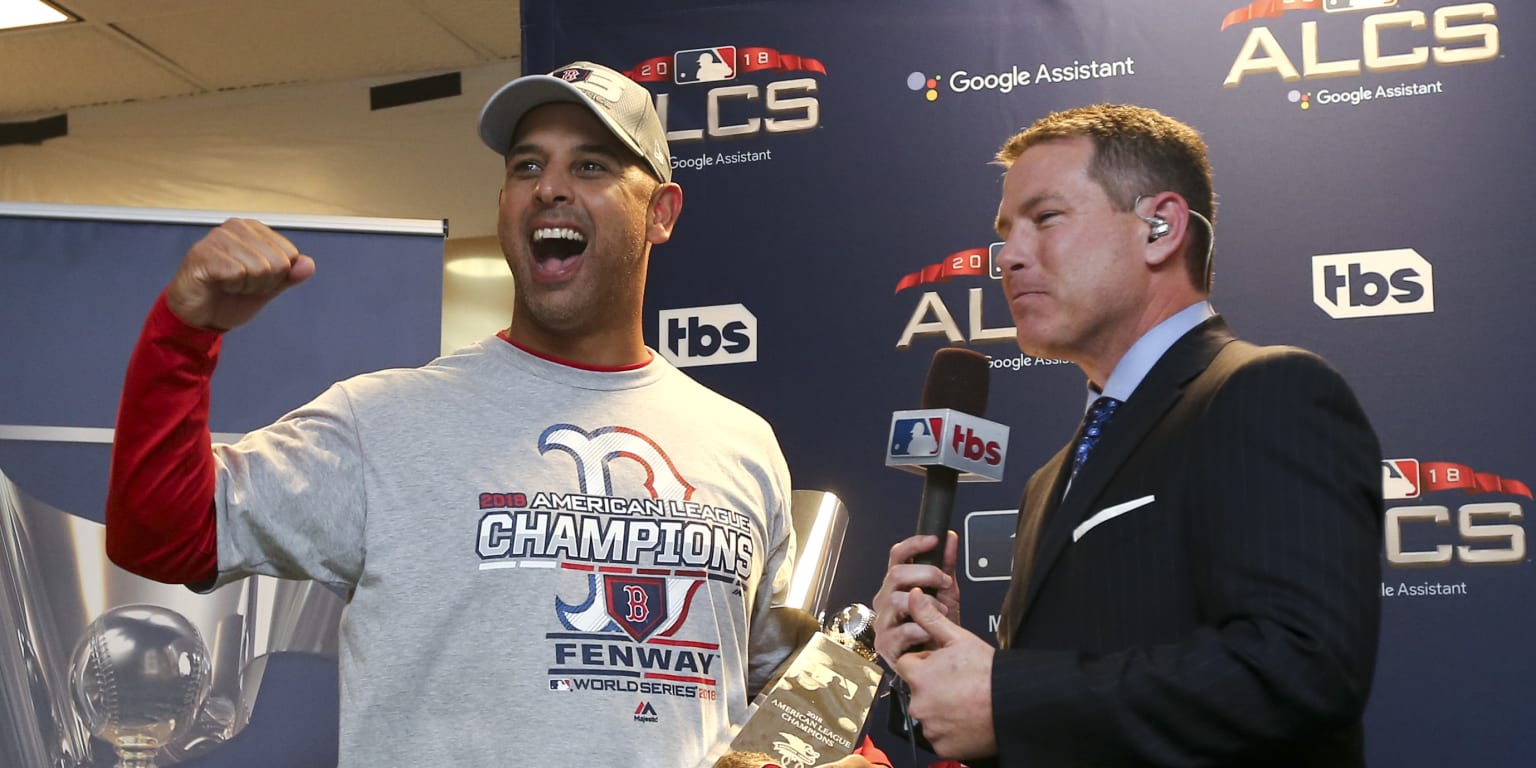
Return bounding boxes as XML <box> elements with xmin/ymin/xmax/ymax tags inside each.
<box><xmin>887</xmin><ymin>408</ymin><xmax>1009</xmax><ymax>481</ymax></box>
<box><xmin>659</xmin><ymin>304</ymin><xmax>757</xmax><ymax>367</ymax></box>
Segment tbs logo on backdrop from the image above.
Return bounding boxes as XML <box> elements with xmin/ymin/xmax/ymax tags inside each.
<box><xmin>1312</xmin><ymin>248</ymin><xmax>1434</xmax><ymax>318</ymax></box>
<box><xmin>659</xmin><ymin>304</ymin><xmax>757</xmax><ymax>367</ymax></box>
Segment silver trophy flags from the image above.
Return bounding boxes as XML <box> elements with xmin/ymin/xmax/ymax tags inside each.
<box><xmin>0</xmin><ymin>469</ymin><xmax>344</xmax><ymax>767</ymax></box>
<box><xmin>780</xmin><ymin>490</ymin><xmax>851</xmax><ymax>622</ymax></box>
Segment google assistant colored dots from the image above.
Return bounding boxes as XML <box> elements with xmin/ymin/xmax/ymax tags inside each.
<box><xmin>906</xmin><ymin>71</ymin><xmax>942</xmax><ymax>101</ymax></box>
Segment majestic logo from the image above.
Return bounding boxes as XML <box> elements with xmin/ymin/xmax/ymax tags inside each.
<box><xmin>622</xmin><ymin>44</ymin><xmax>825</xmax><ymax>149</ymax></box>
<box><xmin>1312</xmin><ymin>248</ymin><xmax>1434</xmax><ymax>318</ymax></box>
<box><xmin>659</xmin><ymin>303</ymin><xmax>758</xmax><ymax>368</ymax></box>
<box><xmin>633</xmin><ymin>701</ymin><xmax>660</xmax><ymax>723</ymax></box>
<box><xmin>1383</xmin><ymin>457</ymin><xmax>1530</xmax><ymax>567</ymax></box>
<box><xmin>1221</xmin><ymin>1</ymin><xmax>1500</xmax><ymax>90</ymax></box>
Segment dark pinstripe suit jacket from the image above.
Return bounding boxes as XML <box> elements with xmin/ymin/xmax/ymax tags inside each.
<box><xmin>989</xmin><ymin>317</ymin><xmax>1383</xmax><ymax>767</ymax></box>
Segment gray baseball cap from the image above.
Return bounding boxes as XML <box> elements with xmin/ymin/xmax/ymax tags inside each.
<box><xmin>478</xmin><ymin>61</ymin><xmax>672</xmax><ymax>183</ymax></box>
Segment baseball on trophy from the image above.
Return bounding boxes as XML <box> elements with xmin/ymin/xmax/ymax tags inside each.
<box><xmin>826</xmin><ymin>604</ymin><xmax>876</xmax><ymax>661</ymax></box>
<box><xmin>68</xmin><ymin>604</ymin><xmax>213</xmax><ymax>768</ymax></box>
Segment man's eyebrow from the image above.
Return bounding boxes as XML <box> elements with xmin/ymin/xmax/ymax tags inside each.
<box><xmin>995</xmin><ymin>191</ymin><xmax>1064</xmax><ymax>235</ymax></box>
<box><xmin>505</xmin><ymin>142</ymin><xmax>628</xmax><ymax>162</ymax></box>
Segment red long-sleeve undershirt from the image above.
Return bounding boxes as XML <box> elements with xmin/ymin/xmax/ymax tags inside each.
<box><xmin>102</xmin><ymin>294</ymin><xmax>657</xmax><ymax>586</ymax></box>
<box><xmin>105</xmin><ymin>291</ymin><xmax>221</xmax><ymax>585</ymax></box>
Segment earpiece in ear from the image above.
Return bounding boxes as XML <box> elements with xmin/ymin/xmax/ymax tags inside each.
<box><xmin>1143</xmin><ymin>215</ymin><xmax>1170</xmax><ymax>243</ymax></box>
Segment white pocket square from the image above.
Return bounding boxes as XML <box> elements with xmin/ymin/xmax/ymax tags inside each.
<box><xmin>1073</xmin><ymin>494</ymin><xmax>1155</xmax><ymax>542</ymax></box>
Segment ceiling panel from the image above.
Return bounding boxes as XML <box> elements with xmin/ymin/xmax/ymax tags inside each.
<box><xmin>415</xmin><ymin>0</ymin><xmax>521</xmax><ymax>58</ymax></box>
<box><xmin>53</xmin><ymin>0</ymin><xmax>224</xmax><ymax>23</ymax></box>
<box><xmin>115</xmin><ymin>0</ymin><xmax>481</xmax><ymax>89</ymax></box>
<box><xmin>0</xmin><ymin>25</ymin><xmax>196</xmax><ymax>118</ymax></box>
<box><xmin>0</xmin><ymin>1</ymin><xmax>519</xmax><ymax>121</ymax></box>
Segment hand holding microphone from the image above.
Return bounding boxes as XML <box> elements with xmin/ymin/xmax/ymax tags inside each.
<box><xmin>907</xmin><ymin>347</ymin><xmax>991</xmax><ymax>567</ymax></box>
<box><xmin>873</xmin><ymin>348</ymin><xmax>1006</xmax><ymax>664</ymax></box>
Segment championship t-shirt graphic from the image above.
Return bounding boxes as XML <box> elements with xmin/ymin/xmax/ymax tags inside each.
<box><xmin>473</xmin><ymin>423</ymin><xmax>756</xmax><ymax>703</ymax></box>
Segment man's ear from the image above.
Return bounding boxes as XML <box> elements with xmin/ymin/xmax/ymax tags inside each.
<box><xmin>647</xmin><ymin>182</ymin><xmax>684</xmax><ymax>245</ymax></box>
<box><xmin>1139</xmin><ymin>192</ymin><xmax>1191</xmax><ymax>269</ymax></box>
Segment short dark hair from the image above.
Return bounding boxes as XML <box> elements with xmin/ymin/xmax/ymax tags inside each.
<box><xmin>996</xmin><ymin>104</ymin><xmax>1216</xmax><ymax>291</ymax></box>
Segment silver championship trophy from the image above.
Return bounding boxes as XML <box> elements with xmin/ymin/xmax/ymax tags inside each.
<box><xmin>70</xmin><ymin>605</ymin><xmax>214</xmax><ymax>768</ymax></box>
<box><xmin>0</xmin><ymin>468</ymin><xmax>345</xmax><ymax>768</ymax></box>
<box><xmin>706</xmin><ymin>491</ymin><xmax>885</xmax><ymax>768</ymax></box>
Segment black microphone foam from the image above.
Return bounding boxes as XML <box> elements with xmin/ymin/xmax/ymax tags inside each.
<box><xmin>920</xmin><ymin>347</ymin><xmax>990</xmax><ymax>415</ymax></box>
<box><xmin>913</xmin><ymin>347</ymin><xmax>990</xmax><ymax>568</ymax></box>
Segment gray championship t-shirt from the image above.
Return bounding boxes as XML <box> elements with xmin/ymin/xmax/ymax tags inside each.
<box><xmin>210</xmin><ymin>338</ymin><xmax>796</xmax><ymax>766</ymax></box>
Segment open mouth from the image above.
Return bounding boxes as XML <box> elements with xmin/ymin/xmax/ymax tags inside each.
<box><xmin>529</xmin><ymin>226</ymin><xmax>588</xmax><ymax>279</ymax></box>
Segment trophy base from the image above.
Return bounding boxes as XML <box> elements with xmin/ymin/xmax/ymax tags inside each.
<box><xmin>728</xmin><ymin>633</ymin><xmax>883</xmax><ymax>768</ymax></box>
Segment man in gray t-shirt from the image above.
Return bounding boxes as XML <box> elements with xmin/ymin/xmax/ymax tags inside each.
<box><xmin>108</xmin><ymin>60</ymin><xmax>872</xmax><ymax>767</ymax></box>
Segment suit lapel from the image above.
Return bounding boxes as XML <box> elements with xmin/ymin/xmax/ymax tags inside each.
<box><xmin>1008</xmin><ymin>318</ymin><xmax>1238</xmax><ymax>634</ymax></box>
<box><xmin>997</xmin><ymin>445</ymin><xmax>1071</xmax><ymax>647</ymax></box>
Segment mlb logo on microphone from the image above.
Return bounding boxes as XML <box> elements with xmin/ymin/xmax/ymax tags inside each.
<box><xmin>886</xmin><ymin>408</ymin><xmax>1009</xmax><ymax>482</ymax></box>
<box><xmin>891</xmin><ymin>417</ymin><xmax>943</xmax><ymax>457</ymax></box>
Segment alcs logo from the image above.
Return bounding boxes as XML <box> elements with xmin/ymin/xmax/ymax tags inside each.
<box><xmin>1221</xmin><ymin>1</ymin><xmax>1499</xmax><ymax>87</ymax></box>
<box><xmin>624</xmin><ymin>45</ymin><xmax>825</xmax><ymax>144</ymax></box>
<box><xmin>1311</xmin><ymin>248</ymin><xmax>1433</xmax><ymax>318</ymax></box>
<box><xmin>658</xmin><ymin>304</ymin><xmax>757</xmax><ymax>367</ymax></box>
<box><xmin>1382</xmin><ymin>457</ymin><xmax>1530</xmax><ymax>567</ymax></box>
<box><xmin>893</xmin><ymin>245</ymin><xmax>1016</xmax><ymax>349</ymax></box>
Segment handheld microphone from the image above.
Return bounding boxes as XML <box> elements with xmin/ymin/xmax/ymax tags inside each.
<box><xmin>887</xmin><ymin>348</ymin><xmax>997</xmax><ymax>567</ymax></box>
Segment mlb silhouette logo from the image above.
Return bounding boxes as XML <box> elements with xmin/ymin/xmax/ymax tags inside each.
<box><xmin>550</xmin><ymin>679</ymin><xmax>573</xmax><ymax>692</ymax></box>
<box><xmin>891</xmin><ymin>417</ymin><xmax>943</xmax><ymax>457</ymax></box>
<box><xmin>674</xmin><ymin>46</ymin><xmax>737</xmax><ymax>84</ymax></box>
<box><xmin>1382</xmin><ymin>458</ymin><xmax>1420</xmax><ymax>500</ymax></box>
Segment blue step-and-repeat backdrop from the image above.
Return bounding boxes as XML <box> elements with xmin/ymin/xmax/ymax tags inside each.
<box><xmin>524</xmin><ymin>1</ymin><xmax>1533</xmax><ymax>765</ymax></box>
<box><xmin>2</xmin><ymin>0</ymin><xmax>1530</xmax><ymax>765</ymax></box>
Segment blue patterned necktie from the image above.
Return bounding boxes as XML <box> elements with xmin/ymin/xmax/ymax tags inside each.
<box><xmin>1070</xmin><ymin>396</ymin><xmax>1122</xmax><ymax>479</ymax></box>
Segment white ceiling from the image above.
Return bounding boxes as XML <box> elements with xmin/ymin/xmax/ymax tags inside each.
<box><xmin>0</xmin><ymin>0</ymin><xmax>521</xmax><ymax>120</ymax></box>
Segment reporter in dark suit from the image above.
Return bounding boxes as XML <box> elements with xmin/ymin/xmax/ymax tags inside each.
<box><xmin>871</xmin><ymin>105</ymin><xmax>1382</xmax><ymax>767</ymax></box>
